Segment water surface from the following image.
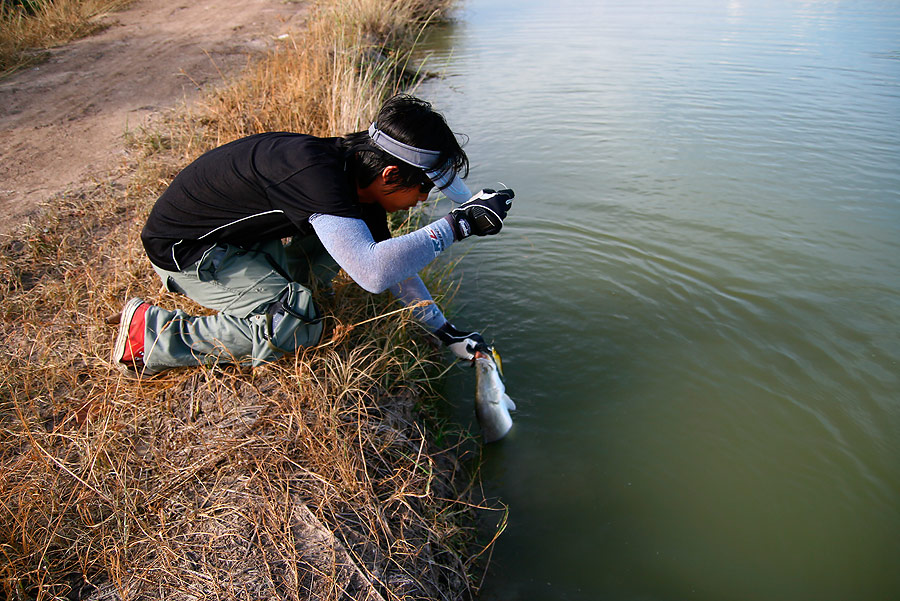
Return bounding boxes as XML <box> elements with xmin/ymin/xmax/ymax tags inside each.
<box><xmin>417</xmin><ymin>1</ymin><xmax>900</xmax><ymax>599</ymax></box>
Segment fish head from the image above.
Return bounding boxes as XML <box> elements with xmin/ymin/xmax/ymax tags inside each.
<box><xmin>474</xmin><ymin>354</ymin><xmax>498</xmax><ymax>377</ymax></box>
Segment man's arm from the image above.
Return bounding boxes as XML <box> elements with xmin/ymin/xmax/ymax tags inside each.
<box><xmin>310</xmin><ymin>212</ymin><xmax>490</xmax><ymax>360</ymax></box>
<box><xmin>308</xmin><ymin>212</ymin><xmax>454</xmax><ymax>293</ymax></box>
<box><xmin>388</xmin><ymin>274</ymin><xmax>447</xmax><ymax>331</ymax></box>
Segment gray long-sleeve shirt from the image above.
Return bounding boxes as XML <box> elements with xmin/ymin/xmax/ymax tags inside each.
<box><xmin>309</xmin><ymin>212</ymin><xmax>456</xmax><ymax>331</ymax></box>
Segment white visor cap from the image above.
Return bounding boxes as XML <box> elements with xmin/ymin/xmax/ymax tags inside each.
<box><xmin>368</xmin><ymin>123</ymin><xmax>471</xmax><ymax>203</ymax></box>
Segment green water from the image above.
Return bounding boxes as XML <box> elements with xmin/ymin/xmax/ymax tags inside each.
<box><xmin>417</xmin><ymin>0</ymin><xmax>900</xmax><ymax>599</ymax></box>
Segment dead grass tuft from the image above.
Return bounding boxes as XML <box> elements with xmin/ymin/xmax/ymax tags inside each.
<box><xmin>0</xmin><ymin>0</ymin><xmax>133</xmax><ymax>76</ymax></box>
<box><xmin>1</xmin><ymin>0</ymin><xmax>503</xmax><ymax>599</ymax></box>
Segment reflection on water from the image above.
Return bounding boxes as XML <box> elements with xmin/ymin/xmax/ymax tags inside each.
<box><xmin>417</xmin><ymin>0</ymin><xmax>900</xmax><ymax>599</ymax></box>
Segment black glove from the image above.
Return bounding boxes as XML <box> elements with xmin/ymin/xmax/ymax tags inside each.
<box><xmin>445</xmin><ymin>188</ymin><xmax>515</xmax><ymax>240</ymax></box>
<box><xmin>434</xmin><ymin>322</ymin><xmax>487</xmax><ymax>361</ymax></box>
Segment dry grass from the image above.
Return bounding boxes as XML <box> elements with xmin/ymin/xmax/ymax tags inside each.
<box><xmin>161</xmin><ymin>0</ymin><xmax>454</xmax><ymax>148</ymax></box>
<box><xmin>0</xmin><ymin>0</ymin><xmax>132</xmax><ymax>76</ymax></box>
<box><xmin>0</xmin><ymin>0</ymin><xmax>503</xmax><ymax>599</ymax></box>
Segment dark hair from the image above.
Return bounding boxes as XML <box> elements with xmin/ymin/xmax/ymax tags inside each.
<box><xmin>343</xmin><ymin>94</ymin><xmax>469</xmax><ymax>191</ymax></box>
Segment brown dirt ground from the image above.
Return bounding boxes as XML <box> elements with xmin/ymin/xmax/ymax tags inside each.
<box><xmin>0</xmin><ymin>0</ymin><xmax>309</xmax><ymax>236</ymax></box>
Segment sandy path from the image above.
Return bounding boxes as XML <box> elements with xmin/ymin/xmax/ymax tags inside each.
<box><xmin>0</xmin><ymin>0</ymin><xmax>308</xmax><ymax>236</ymax></box>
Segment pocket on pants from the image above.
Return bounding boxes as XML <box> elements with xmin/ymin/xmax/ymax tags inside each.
<box><xmin>251</xmin><ymin>283</ymin><xmax>323</xmax><ymax>366</ymax></box>
<box><xmin>194</xmin><ymin>244</ymin><xmax>291</xmax><ymax>318</ymax></box>
<box><xmin>196</xmin><ymin>245</ymin><xmax>236</xmax><ymax>283</ymax></box>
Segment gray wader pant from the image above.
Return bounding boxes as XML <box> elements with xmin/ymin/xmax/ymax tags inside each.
<box><xmin>142</xmin><ymin>237</ymin><xmax>336</xmax><ymax>372</ymax></box>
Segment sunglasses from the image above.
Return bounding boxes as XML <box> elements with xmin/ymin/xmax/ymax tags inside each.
<box><xmin>419</xmin><ymin>178</ymin><xmax>435</xmax><ymax>193</ymax></box>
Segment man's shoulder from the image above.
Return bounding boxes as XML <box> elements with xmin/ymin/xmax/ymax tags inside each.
<box><xmin>241</xmin><ymin>134</ymin><xmax>345</xmax><ymax>183</ymax></box>
<box><xmin>248</xmin><ymin>133</ymin><xmax>342</xmax><ymax>158</ymax></box>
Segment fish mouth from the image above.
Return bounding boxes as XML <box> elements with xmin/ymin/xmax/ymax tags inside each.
<box><xmin>473</xmin><ymin>346</ymin><xmax>503</xmax><ymax>377</ymax></box>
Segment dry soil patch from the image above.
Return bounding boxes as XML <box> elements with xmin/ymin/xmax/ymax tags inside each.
<box><xmin>0</xmin><ymin>0</ymin><xmax>308</xmax><ymax>235</ymax></box>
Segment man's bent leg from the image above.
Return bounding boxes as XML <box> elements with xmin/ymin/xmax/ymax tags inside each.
<box><xmin>156</xmin><ymin>242</ymin><xmax>293</xmax><ymax>317</ymax></box>
<box><xmin>140</xmin><ymin>285</ymin><xmax>322</xmax><ymax>372</ymax></box>
<box><xmin>132</xmin><ymin>241</ymin><xmax>322</xmax><ymax>373</ymax></box>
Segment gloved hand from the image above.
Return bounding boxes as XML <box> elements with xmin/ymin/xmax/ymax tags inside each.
<box><xmin>434</xmin><ymin>322</ymin><xmax>487</xmax><ymax>361</ymax></box>
<box><xmin>445</xmin><ymin>188</ymin><xmax>515</xmax><ymax>240</ymax></box>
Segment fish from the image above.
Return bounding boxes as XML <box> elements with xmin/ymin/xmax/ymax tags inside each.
<box><xmin>474</xmin><ymin>349</ymin><xmax>517</xmax><ymax>443</ymax></box>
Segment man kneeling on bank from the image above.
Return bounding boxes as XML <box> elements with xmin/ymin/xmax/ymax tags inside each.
<box><xmin>111</xmin><ymin>94</ymin><xmax>514</xmax><ymax>378</ymax></box>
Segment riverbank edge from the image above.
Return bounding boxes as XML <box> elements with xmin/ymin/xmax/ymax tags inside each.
<box><xmin>0</xmin><ymin>0</ymin><xmax>500</xmax><ymax>599</ymax></box>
